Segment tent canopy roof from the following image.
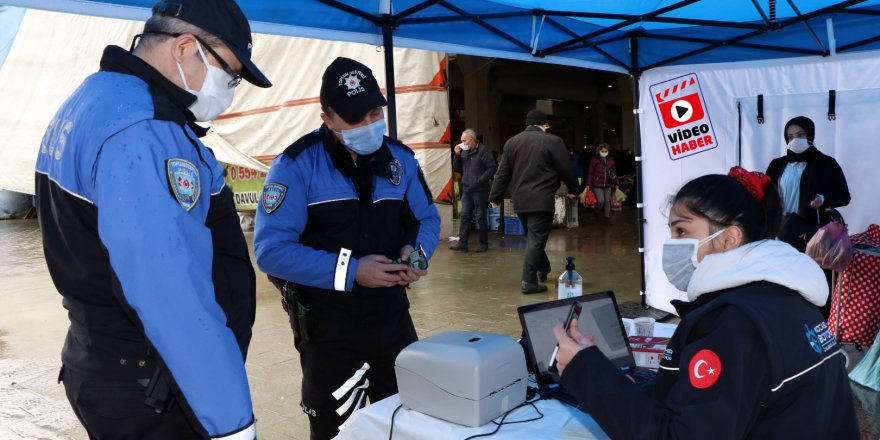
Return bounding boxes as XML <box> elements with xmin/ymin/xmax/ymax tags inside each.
<box><xmin>7</xmin><ymin>0</ymin><xmax>880</xmax><ymax>73</ymax></box>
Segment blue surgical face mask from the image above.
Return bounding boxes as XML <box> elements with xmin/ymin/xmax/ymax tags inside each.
<box><xmin>336</xmin><ymin>118</ymin><xmax>387</xmax><ymax>155</ymax></box>
<box><xmin>662</xmin><ymin>227</ymin><xmax>727</xmax><ymax>292</ymax></box>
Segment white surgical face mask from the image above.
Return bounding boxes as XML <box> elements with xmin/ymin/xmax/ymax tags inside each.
<box><xmin>662</xmin><ymin>228</ymin><xmax>727</xmax><ymax>292</ymax></box>
<box><xmin>177</xmin><ymin>41</ymin><xmax>235</xmax><ymax>122</ymax></box>
<box><xmin>460</xmin><ymin>142</ymin><xmax>470</xmax><ymax>151</ymax></box>
<box><xmin>600</xmin><ymin>151</ymin><xmax>609</xmax><ymax>158</ymax></box>
<box><xmin>336</xmin><ymin>118</ymin><xmax>387</xmax><ymax>155</ymax></box>
<box><xmin>788</xmin><ymin>137</ymin><xmax>810</xmax><ymax>154</ymax></box>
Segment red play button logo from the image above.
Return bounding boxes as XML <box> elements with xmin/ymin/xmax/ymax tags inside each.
<box><xmin>688</xmin><ymin>349</ymin><xmax>722</xmax><ymax>389</ymax></box>
<box><xmin>658</xmin><ymin>92</ymin><xmax>705</xmax><ymax>129</ymax></box>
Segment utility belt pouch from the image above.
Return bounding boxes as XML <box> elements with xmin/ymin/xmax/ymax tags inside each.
<box><xmin>144</xmin><ymin>367</ymin><xmax>176</xmax><ymax>414</ymax></box>
<box><xmin>281</xmin><ymin>282</ymin><xmax>314</xmax><ymax>347</ymax></box>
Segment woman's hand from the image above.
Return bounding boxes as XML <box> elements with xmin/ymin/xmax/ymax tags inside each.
<box><xmin>552</xmin><ymin>318</ymin><xmax>596</xmax><ymax>376</ymax></box>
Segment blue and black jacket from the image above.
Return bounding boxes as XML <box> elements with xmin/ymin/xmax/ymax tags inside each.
<box><xmin>254</xmin><ymin>125</ymin><xmax>440</xmax><ymax>317</ymax></box>
<box><xmin>35</xmin><ymin>46</ymin><xmax>256</xmax><ymax>439</ymax></box>
<box><xmin>561</xmin><ymin>282</ymin><xmax>859</xmax><ymax>439</ymax></box>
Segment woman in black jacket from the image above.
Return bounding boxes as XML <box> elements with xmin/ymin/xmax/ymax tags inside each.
<box><xmin>552</xmin><ymin>167</ymin><xmax>859</xmax><ymax>440</ymax></box>
<box><xmin>766</xmin><ymin>116</ymin><xmax>850</xmax><ymax>250</ymax></box>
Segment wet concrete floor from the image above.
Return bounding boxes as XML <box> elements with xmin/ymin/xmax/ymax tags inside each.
<box><xmin>1</xmin><ymin>205</ymin><xmax>877</xmax><ymax>439</ymax></box>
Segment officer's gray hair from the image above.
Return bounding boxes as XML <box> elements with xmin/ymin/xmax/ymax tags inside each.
<box><xmin>462</xmin><ymin>129</ymin><xmax>477</xmax><ymax>141</ymax></box>
<box><xmin>133</xmin><ymin>16</ymin><xmax>224</xmax><ymax>54</ymax></box>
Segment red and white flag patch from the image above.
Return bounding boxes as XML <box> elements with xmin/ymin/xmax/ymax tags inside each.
<box><xmin>688</xmin><ymin>349</ymin><xmax>722</xmax><ymax>389</ymax></box>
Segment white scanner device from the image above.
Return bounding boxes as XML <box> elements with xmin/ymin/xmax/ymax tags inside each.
<box><xmin>394</xmin><ymin>330</ymin><xmax>528</xmax><ymax>427</ymax></box>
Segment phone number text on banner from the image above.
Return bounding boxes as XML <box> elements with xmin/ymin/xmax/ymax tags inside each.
<box><xmin>224</xmin><ymin>164</ymin><xmax>268</xmax><ymax>211</ymax></box>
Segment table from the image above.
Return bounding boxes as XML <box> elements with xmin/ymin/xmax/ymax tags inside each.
<box><xmin>335</xmin><ymin>321</ymin><xmax>678</xmax><ymax>439</ymax></box>
<box><xmin>335</xmin><ymin>394</ymin><xmax>610</xmax><ymax>440</ymax></box>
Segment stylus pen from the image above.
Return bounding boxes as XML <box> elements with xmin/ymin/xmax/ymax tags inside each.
<box><xmin>550</xmin><ymin>302</ymin><xmax>581</xmax><ymax>369</ymax></box>
<box><xmin>548</xmin><ymin>345</ymin><xmax>561</xmax><ymax>369</ymax></box>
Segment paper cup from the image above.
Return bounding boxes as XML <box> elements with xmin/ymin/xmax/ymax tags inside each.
<box><xmin>633</xmin><ymin>317</ymin><xmax>656</xmax><ymax>337</ymax></box>
<box><xmin>623</xmin><ymin>320</ymin><xmax>632</xmax><ymax>336</ymax></box>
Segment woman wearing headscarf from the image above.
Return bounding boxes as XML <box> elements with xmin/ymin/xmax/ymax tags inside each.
<box><xmin>766</xmin><ymin>116</ymin><xmax>850</xmax><ymax>250</ymax></box>
<box><xmin>766</xmin><ymin>116</ymin><xmax>850</xmax><ymax>318</ymax></box>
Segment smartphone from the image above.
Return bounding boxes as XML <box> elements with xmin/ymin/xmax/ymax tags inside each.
<box><xmin>549</xmin><ymin>301</ymin><xmax>582</xmax><ymax>370</ymax></box>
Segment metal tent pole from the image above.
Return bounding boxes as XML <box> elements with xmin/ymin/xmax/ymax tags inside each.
<box><xmin>381</xmin><ymin>13</ymin><xmax>398</xmax><ymax>139</ymax></box>
<box><xmin>629</xmin><ymin>36</ymin><xmax>649</xmax><ymax>311</ymax></box>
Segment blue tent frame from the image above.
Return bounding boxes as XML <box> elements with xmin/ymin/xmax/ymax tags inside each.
<box><xmin>6</xmin><ymin>0</ymin><xmax>880</xmax><ymax>311</ymax></box>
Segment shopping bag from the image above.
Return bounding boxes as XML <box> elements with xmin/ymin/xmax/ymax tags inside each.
<box><xmin>806</xmin><ymin>220</ymin><xmax>853</xmax><ymax>272</ymax></box>
<box><xmin>615</xmin><ymin>187</ymin><xmax>627</xmax><ymax>203</ymax></box>
<box><xmin>581</xmin><ymin>188</ymin><xmax>598</xmax><ymax>208</ymax></box>
<box><xmin>610</xmin><ymin>197</ymin><xmax>622</xmax><ymax>211</ymax></box>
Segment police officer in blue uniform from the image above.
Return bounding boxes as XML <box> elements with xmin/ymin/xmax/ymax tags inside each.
<box><xmin>254</xmin><ymin>57</ymin><xmax>441</xmax><ymax>440</ymax></box>
<box><xmin>35</xmin><ymin>1</ymin><xmax>270</xmax><ymax>438</ymax></box>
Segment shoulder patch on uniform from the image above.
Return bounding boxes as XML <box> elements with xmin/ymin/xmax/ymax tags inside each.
<box><xmin>261</xmin><ymin>183</ymin><xmax>288</xmax><ymax>214</ymax></box>
<box><xmin>688</xmin><ymin>349</ymin><xmax>722</xmax><ymax>389</ymax></box>
<box><xmin>389</xmin><ymin>159</ymin><xmax>403</xmax><ymax>185</ymax></box>
<box><xmin>282</xmin><ymin>131</ymin><xmax>323</xmax><ymax>161</ymax></box>
<box><xmin>166</xmin><ymin>158</ymin><xmax>200</xmax><ymax>212</ymax></box>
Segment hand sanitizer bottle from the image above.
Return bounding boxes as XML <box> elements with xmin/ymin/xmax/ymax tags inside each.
<box><xmin>558</xmin><ymin>257</ymin><xmax>583</xmax><ymax>299</ymax></box>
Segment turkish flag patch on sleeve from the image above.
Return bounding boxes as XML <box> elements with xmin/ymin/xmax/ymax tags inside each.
<box><xmin>688</xmin><ymin>349</ymin><xmax>722</xmax><ymax>389</ymax></box>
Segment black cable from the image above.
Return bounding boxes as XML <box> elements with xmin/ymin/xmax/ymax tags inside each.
<box><xmin>388</xmin><ymin>404</ymin><xmax>403</xmax><ymax>440</ymax></box>
<box><xmin>463</xmin><ymin>399</ymin><xmax>544</xmax><ymax>440</ymax></box>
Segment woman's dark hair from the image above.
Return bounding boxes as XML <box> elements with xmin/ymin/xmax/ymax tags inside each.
<box><xmin>672</xmin><ymin>173</ymin><xmax>782</xmax><ymax>243</ymax></box>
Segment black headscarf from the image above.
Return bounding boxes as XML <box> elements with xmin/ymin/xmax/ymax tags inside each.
<box><xmin>783</xmin><ymin>116</ymin><xmax>815</xmax><ymax>143</ymax></box>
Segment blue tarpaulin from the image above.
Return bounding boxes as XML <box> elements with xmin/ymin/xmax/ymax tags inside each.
<box><xmin>0</xmin><ymin>6</ymin><xmax>25</xmax><ymax>68</ymax></box>
<box><xmin>4</xmin><ymin>0</ymin><xmax>880</xmax><ymax>74</ymax></box>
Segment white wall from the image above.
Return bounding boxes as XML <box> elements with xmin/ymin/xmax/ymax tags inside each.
<box><xmin>639</xmin><ymin>51</ymin><xmax>880</xmax><ymax>313</ymax></box>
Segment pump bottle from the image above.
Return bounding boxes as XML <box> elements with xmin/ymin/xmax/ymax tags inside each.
<box><xmin>558</xmin><ymin>256</ymin><xmax>583</xmax><ymax>299</ymax></box>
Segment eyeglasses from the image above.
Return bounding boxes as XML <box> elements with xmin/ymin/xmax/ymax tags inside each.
<box><xmin>140</xmin><ymin>31</ymin><xmax>243</xmax><ymax>88</ymax></box>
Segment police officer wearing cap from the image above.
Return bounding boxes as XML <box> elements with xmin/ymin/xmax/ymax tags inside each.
<box><xmin>254</xmin><ymin>57</ymin><xmax>440</xmax><ymax>439</ymax></box>
<box><xmin>35</xmin><ymin>1</ymin><xmax>270</xmax><ymax>438</ymax></box>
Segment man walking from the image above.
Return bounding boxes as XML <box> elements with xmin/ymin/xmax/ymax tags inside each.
<box><xmin>450</xmin><ymin>128</ymin><xmax>497</xmax><ymax>252</ymax></box>
<box><xmin>35</xmin><ymin>1</ymin><xmax>270</xmax><ymax>438</ymax></box>
<box><xmin>490</xmin><ymin>109</ymin><xmax>579</xmax><ymax>294</ymax></box>
<box><xmin>254</xmin><ymin>57</ymin><xmax>440</xmax><ymax>439</ymax></box>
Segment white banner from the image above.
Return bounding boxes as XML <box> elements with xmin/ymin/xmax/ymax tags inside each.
<box><xmin>0</xmin><ymin>9</ymin><xmax>451</xmax><ymax>198</ymax></box>
<box><xmin>640</xmin><ymin>51</ymin><xmax>880</xmax><ymax>314</ymax></box>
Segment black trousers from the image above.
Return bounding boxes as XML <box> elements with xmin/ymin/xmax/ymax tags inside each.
<box><xmin>297</xmin><ymin>308</ymin><xmax>418</xmax><ymax>440</ymax></box>
<box><xmin>518</xmin><ymin>211</ymin><xmax>553</xmax><ymax>284</ymax></box>
<box><xmin>60</xmin><ymin>366</ymin><xmax>202</xmax><ymax>440</ymax></box>
<box><xmin>459</xmin><ymin>190</ymin><xmax>489</xmax><ymax>246</ymax></box>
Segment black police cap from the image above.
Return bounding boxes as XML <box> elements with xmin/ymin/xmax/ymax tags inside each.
<box><xmin>320</xmin><ymin>57</ymin><xmax>388</xmax><ymax>124</ymax></box>
<box><xmin>152</xmin><ymin>0</ymin><xmax>271</xmax><ymax>88</ymax></box>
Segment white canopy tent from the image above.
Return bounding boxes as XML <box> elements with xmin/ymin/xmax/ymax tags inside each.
<box><xmin>639</xmin><ymin>51</ymin><xmax>880</xmax><ymax>313</ymax></box>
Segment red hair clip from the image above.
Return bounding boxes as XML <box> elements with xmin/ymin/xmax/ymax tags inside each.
<box><xmin>728</xmin><ymin>166</ymin><xmax>771</xmax><ymax>202</ymax></box>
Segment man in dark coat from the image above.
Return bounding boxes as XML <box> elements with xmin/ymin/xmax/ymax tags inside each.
<box><xmin>489</xmin><ymin>109</ymin><xmax>579</xmax><ymax>293</ymax></box>
<box><xmin>450</xmin><ymin>128</ymin><xmax>497</xmax><ymax>252</ymax></box>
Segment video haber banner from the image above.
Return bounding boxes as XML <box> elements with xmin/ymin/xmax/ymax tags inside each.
<box><xmin>649</xmin><ymin>74</ymin><xmax>718</xmax><ymax>160</ymax></box>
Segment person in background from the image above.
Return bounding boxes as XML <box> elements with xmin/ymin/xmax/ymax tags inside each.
<box><xmin>766</xmin><ymin>115</ymin><xmax>850</xmax><ymax>317</ymax></box>
<box><xmin>489</xmin><ymin>109</ymin><xmax>579</xmax><ymax>294</ymax></box>
<box><xmin>34</xmin><ymin>0</ymin><xmax>270</xmax><ymax>438</ymax></box>
<box><xmin>586</xmin><ymin>143</ymin><xmax>617</xmax><ymax>224</ymax></box>
<box><xmin>450</xmin><ymin>128</ymin><xmax>497</xmax><ymax>252</ymax></box>
<box><xmin>553</xmin><ymin>167</ymin><xmax>858</xmax><ymax>439</ymax></box>
<box><xmin>254</xmin><ymin>57</ymin><xmax>440</xmax><ymax>440</ymax></box>
<box><xmin>569</xmin><ymin>147</ymin><xmax>584</xmax><ymax>185</ymax></box>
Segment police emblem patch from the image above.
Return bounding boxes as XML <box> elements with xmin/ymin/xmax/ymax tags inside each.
<box><xmin>166</xmin><ymin>158</ymin><xmax>200</xmax><ymax>212</ymax></box>
<box><xmin>389</xmin><ymin>159</ymin><xmax>403</xmax><ymax>185</ymax></box>
<box><xmin>261</xmin><ymin>183</ymin><xmax>288</xmax><ymax>214</ymax></box>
